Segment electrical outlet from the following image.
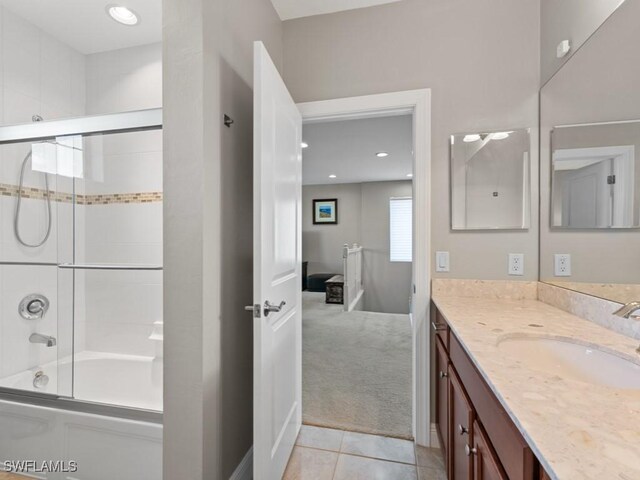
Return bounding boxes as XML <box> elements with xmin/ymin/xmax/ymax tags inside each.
<box><xmin>508</xmin><ymin>253</ymin><xmax>524</xmax><ymax>276</ymax></box>
<box><xmin>554</xmin><ymin>254</ymin><xmax>571</xmax><ymax>276</ymax></box>
<box><xmin>435</xmin><ymin>251</ymin><xmax>450</xmax><ymax>272</ymax></box>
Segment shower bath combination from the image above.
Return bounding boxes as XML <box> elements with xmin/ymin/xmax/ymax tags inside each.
<box><xmin>13</xmin><ymin>115</ymin><xmax>53</xmax><ymax>248</ymax></box>
<box><xmin>0</xmin><ymin>109</ymin><xmax>164</xmax><ymax>479</ymax></box>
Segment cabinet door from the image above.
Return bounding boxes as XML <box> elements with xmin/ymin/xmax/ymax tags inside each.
<box><xmin>435</xmin><ymin>337</ymin><xmax>449</xmax><ymax>469</ymax></box>
<box><xmin>449</xmin><ymin>367</ymin><xmax>474</xmax><ymax>480</ymax></box>
<box><xmin>472</xmin><ymin>421</ymin><xmax>508</xmax><ymax>480</ymax></box>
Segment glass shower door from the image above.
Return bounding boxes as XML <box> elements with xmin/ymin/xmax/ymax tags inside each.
<box><xmin>0</xmin><ymin>136</ymin><xmax>73</xmax><ymax>397</ymax></box>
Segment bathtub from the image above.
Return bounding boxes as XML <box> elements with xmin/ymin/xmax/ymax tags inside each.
<box><xmin>0</xmin><ymin>351</ymin><xmax>162</xmax><ymax>479</ymax></box>
<box><xmin>0</xmin><ymin>351</ymin><xmax>163</xmax><ymax>411</ymax></box>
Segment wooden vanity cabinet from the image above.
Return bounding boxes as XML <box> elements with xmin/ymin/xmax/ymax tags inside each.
<box><xmin>433</xmin><ymin>302</ymin><xmax>538</xmax><ymax>480</ymax></box>
<box><xmin>471</xmin><ymin>420</ymin><xmax>508</xmax><ymax>480</ymax></box>
<box><xmin>436</xmin><ymin>336</ymin><xmax>450</xmax><ymax>470</ymax></box>
<box><xmin>449</xmin><ymin>366</ymin><xmax>475</xmax><ymax>480</ymax></box>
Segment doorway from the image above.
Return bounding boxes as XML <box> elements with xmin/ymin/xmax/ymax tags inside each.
<box><xmin>298</xmin><ymin>90</ymin><xmax>432</xmax><ymax>446</ymax></box>
<box><xmin>300</xmin><ymin>114</ymin><xmax>415</xmax><ymax>439</ymax></box>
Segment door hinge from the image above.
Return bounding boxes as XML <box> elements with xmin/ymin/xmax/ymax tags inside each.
<box><xmin>607</xmin><ymin>174</ymin><xmax>616</xmax><ymax>185</ymax></box>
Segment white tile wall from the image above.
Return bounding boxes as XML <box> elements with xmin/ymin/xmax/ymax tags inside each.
<box><xmin>0</xmin><ymin>7</ymin><xmax>86</xmax><ymax>126</ymax></box>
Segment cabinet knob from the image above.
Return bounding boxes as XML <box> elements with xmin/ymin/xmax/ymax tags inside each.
<box><xmin>465</xmin><ymin>444</ymin><xmax>477</xmax><ymax>456</ymax></box>
<box><xmin>439</xmin><ymin>371</ymin><xmax>448</xmax><ymax>379</ymax></box>
<box><xmin>458</xmin><ymin>424</ymin><xmax>468</xmax><ymax>435</ymax></box>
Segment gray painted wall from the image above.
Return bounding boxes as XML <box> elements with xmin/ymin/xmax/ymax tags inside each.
<box><xmin>284</xmin><ymin>0</ymin><xmax>540</xmax><ymax>281</ymax></box>
<box><xmin>303</xmin><ymin>181</ymin><xmax>412</xmax><ymax>314</ymax></box>
<box><xmin>540</xmin><ymin>0</ymin><xmax>640</xmax><ymax>285</ymax></box>
<box><xmin>540</xmin><ymin>0</ymin><xmax>624</xmax><ymax>85</ymax></box>
<box><xmin>303</xmin><ymin>184</ymin><xmax>362</xmax><ymax>274</ymax></box>
<box><xmin>163</xmin><ymin>0</ymin><xmax>283</xmax><ymax>477</ymax></box>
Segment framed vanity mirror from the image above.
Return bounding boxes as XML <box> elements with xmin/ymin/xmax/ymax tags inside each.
<box><xmin>539</xmin><ymin>0</ymin><xmax>640</xmax><ymax>304</ymax></box>
<box><xmin>551</xmin><ymin>121</ymin><xmax>640</xmax><ymax>229</ymax></box>
<box><xmin>450</xmin><ymin>129</ymin><xmax>531</xmax><ymax>230</ymax></box>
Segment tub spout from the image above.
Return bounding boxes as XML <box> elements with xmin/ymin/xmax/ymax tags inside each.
<box><xmin>29</xmin><ymin>333</ymin><xmax>57</xmax><ymax>347</ymax></box>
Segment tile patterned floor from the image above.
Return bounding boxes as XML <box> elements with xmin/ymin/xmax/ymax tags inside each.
<box><xmin>284</xmin><ymin>425</ymin><xmax>446</xmax><ymax>480</ymax></box>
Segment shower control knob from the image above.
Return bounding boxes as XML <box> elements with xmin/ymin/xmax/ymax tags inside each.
<box><xmin>28</xmin><ymin>300</ymin><xmax>45</xmax><ymax>314</ymax></box>
<box><xmin>19</xmin><ymin>294</ymin><xmax>50</xmax><ymax>320</ymax></box>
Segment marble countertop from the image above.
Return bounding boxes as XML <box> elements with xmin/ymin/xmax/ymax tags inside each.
<box><xmin>432</xmin><ymin>295</ymin><xmax>640</xmax><ymax>480</ymax></box>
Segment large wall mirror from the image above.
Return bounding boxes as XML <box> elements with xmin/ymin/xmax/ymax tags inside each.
<box><xmin>540</xmin><ymin>0</ymin><xmax>640</xmax><ymax>304</ymax></box>
<box><xmin>450</xmin><ymin>129</ymin><xmax>531</xmax><ymax>230</ymax></box>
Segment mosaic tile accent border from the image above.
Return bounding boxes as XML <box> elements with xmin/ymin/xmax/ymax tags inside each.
<box><xmin>82</xmin><ymin>192</ymin><xmax>163</xmax><ymax>205</ymax></box>
<box><xmin>0</xmin><ymin>183</ymin><xmax>162</xmax><ymax>205</ymax></box>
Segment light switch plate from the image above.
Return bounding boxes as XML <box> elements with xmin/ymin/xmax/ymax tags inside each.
<box><xmin>508</xmin><ymin>253</ymin><xmax>524</xmax><ymax>276</ymax></box>
<box><xmin>436</xmin><ymin>251</ymin><xmax>450</xmax><ymax>272</ymax></box>
<box><xmin>554</xmin><ymin>254</ymin><xmax>571</xmax><ymax>276</ymax></box>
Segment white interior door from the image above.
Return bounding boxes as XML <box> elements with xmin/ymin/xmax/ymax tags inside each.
<box><xmin>560</xmin><ymin>159</ymin><xmax>612</xmax><ymax>227</ymax></box>
<box><xmin>252</xmin><ymin>41</ymin><xmax>302</xmax><ymax>480</ymax></box>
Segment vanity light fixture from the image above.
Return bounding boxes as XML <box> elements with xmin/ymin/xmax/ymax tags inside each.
<box><xmin>376</xmin><ymin>152</ymin><xmax>389</xmax><ymax>158</ymax></box>
<box><xmin>329</xmin><ymin>174</ymin><xmax>337</xmax><ymax>179</ymax></box>
<box><xmin>107</xmin><ymin>5</ymin><xmax>139</xmax><ymax>26</ymax></box>
<box><xmin>406</xmin><ymin>173</ymin><xmax>413</xmax><ymax>178</ymax></box>
<box><xmin>463</xmin><ymin>134</ymin><xmax>481</xmax><ymax>143</ymax></box>
<box><xmin>301</xmin><ymin>142</ymin><xmax>309</xmax><ymax>149</ymax></box>
<box><xmin>491</xmin><ymin>131</ymin><xmax>513</xmax><ymax>140</ymax></box>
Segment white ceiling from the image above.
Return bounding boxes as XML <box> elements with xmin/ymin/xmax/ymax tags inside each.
<box><xmin>0</xmin><ymin>0</ymin><xmax>161</xmax><ymax>54</ymax></box>
<box><xmin>271</xmin><ymin>0</ymin><xmax>402</xmax><ymax>20</ymax></box>
<box><xmin>302</xmin><ymin>115</ymin><xmax>413</xmax><ymax>186</ymax></box>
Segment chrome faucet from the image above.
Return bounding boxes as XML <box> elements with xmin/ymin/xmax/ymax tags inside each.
<box><xmin>613</xmin><ymin>301</ymin><xmax>640</xmax><ymax>319</ymax></box>
<box><xmin>29</xmin><ymin>333</ymin><xmax>57</xmax><ymax>347</ymax></box>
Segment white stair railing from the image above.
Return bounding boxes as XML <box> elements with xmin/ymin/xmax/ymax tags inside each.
<box><xmin>343</xmin><ymin>243</ymin><xmax>364</xmax><ymax>312</ymax></box>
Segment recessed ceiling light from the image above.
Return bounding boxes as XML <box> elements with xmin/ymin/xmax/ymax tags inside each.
<box><xmin>329</xmin><ymin>174</ymin><xmax>337</xmax><ymax>179</ymax></box>
<box><xmin>463</xmin><ymin>134</ymin><xmax>481</xmax><ymax>143</ymax></box>
<box><xmin>301</xmin><ymin>142</ymin><xmax>309</xmax><ymax>149</ymax></box>
<box><xmin>491</xmin><ymin>132</ymin><xmax>512</xmax><ymax>140</ymax></box>
<box><xmin>107</xmin><ymin>5</ymin><xmax>139</xmax><ymax>26</ymax></box>
<box><xmin>376</xmin><ymin>152</ymin><xmax>389</xmax><ymax>158</ymax></box>
<box><xmin>406</xmin><ymin>173</ymin><xmax>413</xmax><ymax>178</ymax></box>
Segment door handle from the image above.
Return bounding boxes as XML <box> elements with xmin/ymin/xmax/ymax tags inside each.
<box><xmin>264</xmin><ymin>300</ymin><xmax>286</xmax><ymax>317</ymax></box>
<box><xmin>458</xmin><ymin>424</ymin><xmax>468</xmax><ymax>435</ymax></box>
<box><xmin>431</xmin><ymin>321</ymin><xmax>446</xmax><ymax>332</ymax></box>
<box><xmin>245</xmin><ymin>304</ymin><xmax>260</xmax><ymax>318</ymax></box>
<box><xmin>439</xmin><ymin>371</ymin><xmax>448</xmax><ymax>379</ymax></box>
<box><xmin>465</xmin><ymin>444</ymin><xmax>477</xmax><ymax>456</ymax></box>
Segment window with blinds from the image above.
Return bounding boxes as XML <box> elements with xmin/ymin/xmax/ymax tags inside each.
<box><xmin>389</xmin><ymin>197</ymin><xmax>413</xmax><ymax>262</ymax></box>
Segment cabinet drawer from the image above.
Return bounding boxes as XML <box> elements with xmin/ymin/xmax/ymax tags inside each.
<box><xmin>450</xmin><ymin>333</ymin><xmax>535</xmax><ymax>480</ymax></box>
<box><xmin>431</xmin><ymin>302</ymin><xmax>450</xmax><ymax>350</ymax></box>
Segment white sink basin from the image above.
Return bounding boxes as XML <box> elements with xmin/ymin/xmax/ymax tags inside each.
<box><xmin>497</xmin><ymin>336</ymin><xmax>640</xmax><ymax>390</ymax></box>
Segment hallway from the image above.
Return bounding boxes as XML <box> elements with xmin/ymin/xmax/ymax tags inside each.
<box><xmin>302</xmin><ymin>292</ymin><xmax>412</xmax><ymax>439</ymax></box>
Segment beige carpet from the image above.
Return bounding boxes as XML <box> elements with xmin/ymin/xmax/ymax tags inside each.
<box><xmin>302</xmin><ymin>292</ymin><xmax>413</xmax><ymax>439</ymax></box>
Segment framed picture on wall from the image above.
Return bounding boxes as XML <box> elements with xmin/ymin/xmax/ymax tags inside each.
<box><xmin>313</xmin><ymin>199</ymin><xmax>338</xmax><ymax>224</ymax></box>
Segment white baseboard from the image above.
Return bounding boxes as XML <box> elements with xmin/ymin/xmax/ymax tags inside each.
<box><xmin>230</xmin><ymin>447</ymin><xmax>253</xmax><ymax>480</ymax></box>
<box><xmin>430</xmin><ymin>423</ymin><xmax>440</xmax><ymax>449</ymax></box>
